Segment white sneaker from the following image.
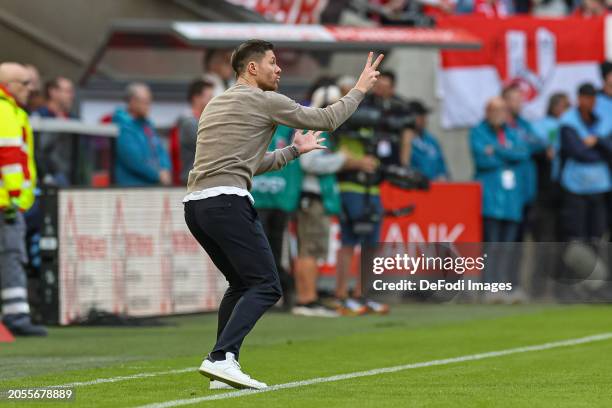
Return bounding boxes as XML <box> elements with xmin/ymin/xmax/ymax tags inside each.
<box><xmin>199</xmin><ymin>352</ymin><xmax>268</xmax><ymax>390</ymax></box>
<box><xmin>292</xmin><ymin>303</ymin><xmax>339</xmax><ymax>318</ymax></box>
<box><xmin>210</xmin><ymin>380</ymin><xmax>234</xmax><ymax>390</ymax></box>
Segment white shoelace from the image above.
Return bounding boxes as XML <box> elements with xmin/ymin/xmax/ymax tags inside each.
<box><xmin>228</xmin><ymin>356</ymin><xmax>252</xmax><ymax>379</ymax></box>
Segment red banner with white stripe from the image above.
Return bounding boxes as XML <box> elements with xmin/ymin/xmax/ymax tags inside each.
<box><xmin>437</xmin><ymin>15</ymin><xmax>608</xmax><ymax>128</ymax></box>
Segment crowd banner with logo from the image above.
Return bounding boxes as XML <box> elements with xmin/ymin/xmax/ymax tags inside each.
<box><xmin>437</xmin><ymin>15</ymin><xmax>611</xmax><ymax>129</ymax></box>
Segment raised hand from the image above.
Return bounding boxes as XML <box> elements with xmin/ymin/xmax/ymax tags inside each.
<box><xmin>355</xmin><ymin>52</ymin><xmax>385</xmax><ymax>94</ymax></box>
<box><xmin>292</xmin><ymin>129</ymin><xmax>327</xmax><ymax>155</ymax></box>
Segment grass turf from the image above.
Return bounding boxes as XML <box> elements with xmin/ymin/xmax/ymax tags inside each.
<box><xmin>0</xmin><ymin>304</ymin><xmax>611</xmax><ymax>407</ymax></box>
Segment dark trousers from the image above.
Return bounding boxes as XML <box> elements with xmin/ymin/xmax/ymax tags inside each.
<box><xmin>184</xmin><ymin>195</ymin><xmax>282</xmax><ymax>359</ymax></box>
<box><xmin>483</xmin><ymin>217</ymin><xmax>521</xmax><ymax>286</ymax></box>
<box><xmin>256</xmin><ymin>209</ymin><xmax>293</xmax><ymax>305</ymax></box>
<box><xmin>561</xmin><ymin>190</ymin><xmax>607</xmax><ymax>241</ymax></box>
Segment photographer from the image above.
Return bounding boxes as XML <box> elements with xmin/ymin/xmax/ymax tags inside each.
<box><xmin>293</xmin><ymin>85</ymin><xmax>378</xmax><ymax>317</ymax></box>
<box><xmin>365</xmin><ymin>71</ymin><xmax>412</xmax><ymax>167</ymax></box>
<box><xmin>331</xmin><ymin>72</ymin><xmax>415</xmax><ymax>315</ymax></box>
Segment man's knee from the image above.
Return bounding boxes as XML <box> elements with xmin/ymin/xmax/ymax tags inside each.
<box><xmin>260</xmin><ymin>280</ymin><xmax>282</xmax><ymax>303</ymax></box>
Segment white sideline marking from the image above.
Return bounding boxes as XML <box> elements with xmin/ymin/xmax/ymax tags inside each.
<box><xmin>136</xmin><ymin>332</ymin><xmax>612</xmax><ymax>408</ymax></box>
<box><xmin>50</xmin><ymin>368</ymin><xmax>194</xmax><ymax>388</ymax></box>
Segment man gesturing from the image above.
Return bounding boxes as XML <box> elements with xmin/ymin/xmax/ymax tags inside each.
<box><xmin>184</xmin><ymin>39</ymin><xmax>383</xmax><ymax>390</ymax></box>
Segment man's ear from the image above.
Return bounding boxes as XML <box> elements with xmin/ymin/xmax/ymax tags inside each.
<box><xmin>247</xmin><ymin>61</ymin><xmax>257</xmax><ymax>76</ymax></box>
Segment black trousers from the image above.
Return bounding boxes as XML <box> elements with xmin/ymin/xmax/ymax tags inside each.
<box><xmin>561</xmin><ymin>190</ymin><xmax>607</xmax><ymax>242</ymax></box>
<box><xmin>256</xmin><ymin>209</ymin><xmax>293</xmax><ymax>303</ymax></box>
<box><xmin>184</xmin><ymin>195</ymin><xmax>282</xmax><ymax>359</ymax></box>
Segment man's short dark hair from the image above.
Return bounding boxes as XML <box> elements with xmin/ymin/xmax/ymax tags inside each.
<box><xmin>379</xmin><ymin>71</ymin><xmax>395</xmax><ymax>84</ymax></box>
<box><xmin>44</xmin><ymin>76</ymin><xmax>68</xmax><ymax>99</ymax></box>
<box><xmin>187</xmin><ymin>79</ymin><xmax>214</xmax><ymax>102</ymax></box>
<box><xmin>578</xmin><ymin>83</ymin><xmax>596</xmax><ymax>97</ymax></box>
<box><xmin>230</xmin><ymin>40</ymin><xmax>274</xmax><ymax>77</ymax></box>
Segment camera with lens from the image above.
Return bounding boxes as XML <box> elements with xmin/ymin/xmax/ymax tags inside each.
<box><xmin>334</xmin><ymin>98</ymin><xmax>429</xmax><ymax>191</ymax></box>
<box><xmin>332</xmin><ymin>98</ymin><xmax>430</xmax><ymax>237</ymax></box>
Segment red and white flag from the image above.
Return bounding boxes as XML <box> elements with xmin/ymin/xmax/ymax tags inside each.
<box><xmin>437</xmin><ymin>15</ymin><xmax>611</xmax><ymax>128</ymax></box>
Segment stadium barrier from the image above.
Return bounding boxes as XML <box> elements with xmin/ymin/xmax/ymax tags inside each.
<box><xmin>37</xmin><ymin>182</ymin><xmax>482</xmax><ymax>325</ymax></box>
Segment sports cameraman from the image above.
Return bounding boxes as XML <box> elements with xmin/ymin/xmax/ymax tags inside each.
<box><xmin>333</xmin><ymin>72</ymin><xmax>414</xmax><ymax>315</ymax></box>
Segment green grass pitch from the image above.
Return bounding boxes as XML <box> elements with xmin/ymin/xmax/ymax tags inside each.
<box><xmin>1</xmin><ymin>304</ymin><xmax>611</xmax><ymax>407</ymax></box>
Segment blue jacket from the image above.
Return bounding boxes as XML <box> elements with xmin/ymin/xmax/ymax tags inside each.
<box><xmin>470</xmin><ymin>121</ymin><xmax>530</xmax><ymax>222</ymax></box>
<box><xmin>112</xmin><ymin>108</ymin><xmax>171</xmax><ymax>186</ymax></box>
<box><xmin>595</xmin><ymin>91</ymin><xmax>612</xmax><ymax>124</ymax></box>
<box><xmin>509</xmin><ymin>115</ymin><xmax>545</xmax><ymax>205</ymax></box>
<box><xmin>559</xmin><ymin>108</ymin><xmax>611</xmax><ymax>195</ymax></box>
<box><xmin>410</xmin><ymin>130</ymin><xmax>448</xmax><ymax>180</ymax></box>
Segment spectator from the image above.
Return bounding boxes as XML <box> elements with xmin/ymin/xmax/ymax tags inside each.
<box><xmin>113</xmin><ymin>83</ymin><xmax>171</xmax><ymax>186</ymax></box>
<box><xmin>503</xmin><ymin>84</ymin><xmax>546</xmax><ymax>241</ymax></box>
<box><xmin>529</xmin><ymin>92</ymin><xmax>570</xmax><ymax>297</ymax></box>
<box><xmin>203</xmin><ymin>49</ymin><xmax>234</xmax><ymax>96</ymax></box>
<box><xmin>24</xmin><ymin>64</ymin><xmax>44</xmax><ymax>113</ymax></box>
<box><xmin>31</xmin><ymin>77</ymin><xmax>76</xmax><ymax>186</ymax></box>
<box><xmin>470</xmin><ymin>97</ymin><xmax>529</xmax><ymax>299</ymax></box>
<box><xmin>170</xmin><ymin>80</ymin><xmax>214</xmax><ymax>185</ymax></box>
<box><xmin>473</xmin><ymin>0</ymin><xmax>513</xmax><ymax>17</ymax></box>
<box><xmin>595</xmin><ymin>61</ymin><xmax>612</xmax><ymax>123</ymax></box>
<box><xmin>559</xmin><ymin>83</ymin><xmax>611</xmax><ymax>243</ymax></box>
<box><xmin>531</xmin><ymin>92</ymin><xmax>570</xmax><ymax>229</ymax></box>
<box><xmin>334</xmin><ymin>84</ymin><xmax>389</xmax><ymax>315</ymax></box>
<box><xmin>573</xmin><ymin>0</ymin><xmax>607</xmax><ymax>16</ymax></box>
<box><xmin>0</xmin><ymin>62</ymin><xmax>47</xmax><ymax>336</ymax></box>
<box><xmin>292</xmin><ymin>85</ymin><xmax>377</xmax><ymax>317</ymax></box>
<box><xmin>596</xmin><ymin>62</ymin><xmax>612</xmax><ymax>252</ymax></box>
<box><xmin>400</xmin><ymin>100</ymin><xmax>449</xmax><ymax>180</ymax></box>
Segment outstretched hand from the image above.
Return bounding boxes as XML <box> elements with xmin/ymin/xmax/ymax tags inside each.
<box><xmin>292</xmin><ymin>129</ymin><xmax>327</xmax><ymax>155</ymax></box>
<box><xmin>355</xmin><ymin>52</ymin><xmax>385</xmax><ymax>94</ymax></box>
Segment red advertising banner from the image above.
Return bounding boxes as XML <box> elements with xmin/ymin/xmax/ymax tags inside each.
<box><xmin>318</xmin><ymin>181</ymin><xmax>482</xmax><ymax>277</ymax></box>
<box><xmin>380</xmin><ymin>181</ymin><xmax>482</xmax><ymax>243</ymax></box>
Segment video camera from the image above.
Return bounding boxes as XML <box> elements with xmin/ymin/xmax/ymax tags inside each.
<box><xmin>333</xmin><ymin>100</ymin><xmax>430</xmax><ymax>237</ymax></box>
<box><xmin>334</xmin><ymin>100</ymin><xmax>429</xmax><ymax>192</ymax></box>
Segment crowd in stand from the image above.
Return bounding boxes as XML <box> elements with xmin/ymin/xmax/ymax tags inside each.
<box><xmin>363</xmin><ymin>0</ymin><xmax>610</xmax><ymax>20</ymax></box>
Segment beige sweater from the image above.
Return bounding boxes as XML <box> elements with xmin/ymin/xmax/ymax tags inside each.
<box><xmin>186</xmin><ymin>83</ymin><xmax>364</xmax><ymax>192</ymax></box>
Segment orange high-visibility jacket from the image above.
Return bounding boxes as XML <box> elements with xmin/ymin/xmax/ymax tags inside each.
<box><xmin>0</xmin><ymin>86</ymin><xmax>36</xmax><ymax>211</ymax></box>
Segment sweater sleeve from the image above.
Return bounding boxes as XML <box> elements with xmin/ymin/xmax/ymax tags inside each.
<box><xmin>254</xmin><ymin>145</ymin><xmax>299</xmax><ymax>175</ymax></box>
<box><xmin>265</xmin><ymin>88</ymin><xmax>364</xmax><ymax>131</ymax></box>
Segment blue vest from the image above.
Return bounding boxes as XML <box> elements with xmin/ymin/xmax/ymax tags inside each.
<box><xmin>560</xmin><ymin>108</ymin><xmax>611</xmax><ymax>195</ymax></box>
<box><xmin>595</xmin><ymin>92</ymin><xmax>612</xmax><ymax>124</ymax></box>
